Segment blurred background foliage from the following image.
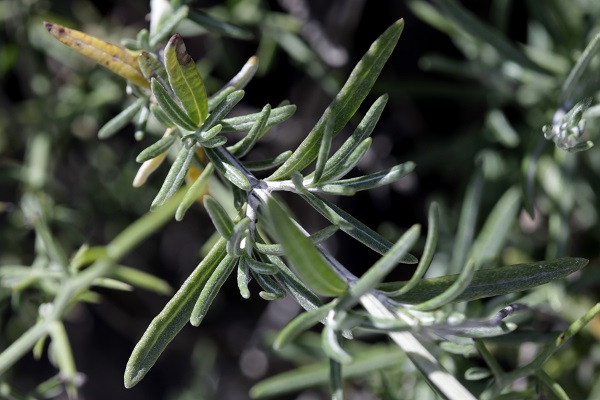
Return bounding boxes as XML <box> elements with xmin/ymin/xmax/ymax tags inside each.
<box><xmin>1</xmin><ymin>0</ymin><xmax>600</xmax><ymax>399</ymax></box>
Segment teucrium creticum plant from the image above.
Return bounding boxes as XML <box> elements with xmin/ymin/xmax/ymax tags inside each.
<box><xmin>14</xmin><ymin>2</ymin><xmax>597</xmax><ymax>399</ymax></box>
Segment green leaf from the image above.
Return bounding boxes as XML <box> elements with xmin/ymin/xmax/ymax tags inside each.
<box><xmin>48</xmin><ymin>321</ymin><xmax>78</xmax><ymax>399</ymax></box>
<box><xmin>259</xmin><ymin>252</ymin><xmax>323</xmax><ymax>311</ymax></box>
<box><xmin>203</xmin><ymin>147</ymin><xmax>251</xmax><ymax>191</ymax></box>
<box><xmin>190</xmin><ymin>255</ymin><xmax>237</xmax><ymax>326</ymax></box>
<box><xmin>149</xmin><ymin>5</ymin><xmax>189</xmax><ymax>47</ymax></box>
<box><xmin>229</xmin><ymin>104</ymin><xmax>272</xmax><ymax>157</ymax></box>
<box><xmin>295</xmin><ymin>187</ymin><xmax>418</xmax><ymax>263</ymax></box>
<box><xmin>313</xmin><ymin>117</ymin><xmax>335</xmax><ymax>183</ymax></box>
<box><xmin>150</xmin><ymin>103</ymin><xmax>176</xmax><ymax>128</ymax></box>
<box><xmin>250</xmin><ymin>345</ymin><xmax>406</xmax><ymax>398</ymax></box>
<box><xmin>237</xmin><ymin>258</ymin><xmax>251</xmax><ymax>299</ymax></box>
<box><xmin>274</xmin><ymin>302</ymin><xmax>336</xmax><ymax>350</ymax></box>
<box><xmin>317</xmin><ymin>95</ymin><xmax>388</xmax><ymax>181</ymax></box>
<box><xmin>203</xmin><ymin>195</ymin><xmax>234</xmax><ymax>238</ymax></box>
<box><xmin>254</xmin><ymin>272</ymin><xmax>287</xmax><ymax>301</ymax></box>
<box><xmin>134</xmin><ymin>106</ymin><xmax>150</xmax><ymax>141</ymax></box>
<box><xmin>198</xmin><ymin>124</ymin><xmax>223</xmax><ymax>142</ymax></box>
<box><xmin>199</xmin><ymin>90</ymin><xmax>244</xmax><ymax>133</ymax></box>
<box><xmin>268</xmin><ymin>20</ymin><xmax>404</xmax><ymax>180</ymax></box>
<box><xmin>381</xmin><ymin>257</ymin><xmax>589</xmax><ymax>304</ymax></box>
<box><xmin>412</xmin><ymin>259</ymin><xmax>476</xmax><ymax>311</ymax></box>
<box><xmin>449</xmin><ymin>170</ymin><xmax>483</xmax><ymax>274</ymax></box>
<box><xmin>385</xmin><ymin>202</ymin><xmax>439</xmax><ymax>297</ymax></box>
<box><xmin>98</xmin><ymin>98</ymin><xmax>145</xmax><ymax>139</ymax></box>
<box><xmin>220</xmin><ymin>104</ymin><xmax>296</xmax><ymax>132</ymax></box>
<box><xmin>317</xmin><ymin>137</ymin><xmax>372</xmax><ymax>183</ymax></box>
<box><xmin>175</xmin><ymin>163</ymin><xmax>214</xmax><ymax>221</ymax></box>
<box><xmin>242</xmin><ymin>151</ymin><xmax>292</xmax><ymax>171</ymax></box>
<box><xmin>560</xmin><ymin>31</ymin><xmax>600</xmax><ymax>103</ymax></box>
<box><xmin>150</xmin><ymin>145</ymin><xmax>195</xmax><ymax>210</ymax></box>
<box><xmin>469</xmin><ymin>186</ymin><xmax>520</xmax><ymax>265</ymax></box>
<box><xmin>200</xmin><ymin>135</ymin><xmax>227</xmax><ymax>148</ymax></box>
<box><xmin>187</xmin><ymin>9</ymin><xmax>254</xmax><ymax>39</ymax></box>
<box><xmin>226</xmin><ymin>218</ymin><xmax>251</xmax><ymax>257</ymax></box>
<box><xmin>151</xmin><ymin>78</ymin><xmax>198</xmax><ymax>131</ymax></box>
<box><xmin>243</xmin><ymin>256</ymin><xmax>278</xmax><ymax>275</ymax></box>
<box><xmin>138</xmin><ymin>51</ymin><xmax>169</xmax><ymax>89</ymax></box>
<box><xmin>111</xmin><ymin>266</ymin><xmax>173</xmax><ymax>295</ymax></box>
<box><xmin>265</xmin><ymin>198</ymin><xmax>348</xmax><ymax>297</ymax></box>
<box><xmin>322</xmin><ymin>325</ymin><xmax>352</xmax><ymax>364</ymax></box>
<box><xmin>164</xmin><ymin>34</ymin><xmax>208</xmax><ymax>126</ymax></box>
<box><xmin>255</xmin><ymin>225</ymin><xmax>339</xmax><ymax>256</ymax></box>
<box><xmin>338</xmin><ymin>225</ymin><xmax>420</xmax><ymax>310</ymax></box>
<box><xmin>124</xmin><ymin>238</ymin><xmax>226</xmax><ymax>388</ymax></box>
<box><xmin>136</xmin><ymin>132</ymin><xmax>176</xmax><ymax>163</ymax></box>
<box><xmin>318</xmin><ymin>162</ymin><xmax>415</xmax><ymax>192</ymax></box>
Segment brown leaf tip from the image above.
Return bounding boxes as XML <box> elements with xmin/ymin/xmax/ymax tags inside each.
<box><xmin>43</xmin><ymin>21</ymin><xmax>53</xmax><ymax>31</ymax></box>
<box><xmin>169</xmin><ymin>34</ymin><xmax>193</xmax><ymax>65</ymax></box>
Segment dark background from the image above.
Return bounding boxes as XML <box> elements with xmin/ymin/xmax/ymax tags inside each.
<box><xmin>1</xmin><ymin>1</ymin><xmax>574</xmax><ymax>399</ymax></box>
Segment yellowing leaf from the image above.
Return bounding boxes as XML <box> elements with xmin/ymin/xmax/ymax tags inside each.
<box><xmin>164</xmin><ymin>34</ymin><xmax>208</xmax><ymax>126</ymax></box>
<box><xmin>44</xmin><ymin>21</ymin><xmax>150</xmax><ymax>89</ymax></box>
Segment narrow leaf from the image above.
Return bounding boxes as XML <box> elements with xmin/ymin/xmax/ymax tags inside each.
<box><xmin>150</xmin><ymin>103</ymin><xmax>176</xmax><ymax>128</ymax></box>
<box><xmin>200</xmin><ymin>90</ymin><xmax>244</xmax><ymax>133</ymax></box>
<box><xmin>111</xmin><ymin>266</ymin><xmax>172</xmax><ymax>295</ymax></box>
<box><xmin>136</xmin><ymin>130</ymin><xmax>176</xmax><ymax>163</ymax></box>
<box><xmin>381</xmin><ymin>257</ymin><xmax>589</xmax><ymax>304</ymax></box>
<box><xmin>229</xmin><ymin>104</ymin><xmax>272</xmax><ymax>157</ymax></box>
<box><xmin>274</xmin><ymin>302</ymin><xmax>335</xmax><ymax>350</ymax></box>
<box><xmin>151</xmin><ymin>78</ymin><xmax>198</xmax><ymax>131</ymax></box>
<box><xmin>138</xmin><ymin>51</ymin><xmax>169</xmax><ymax>89</ymax></box>
<box><xmin>386</xmin><ymin>202</ymin><xmax>439</xmax><ymax>297</ymax></box>
<box><xmin>98</xmin><ymin>97</ymin><xmax>145</xmax><ymax>139</ymax></box>
<box><xmin>44</xmin><ymin>21</ymin><xmax>150</xmax><ymax>88</ymax></box>
<box><xmin>203</xmin><ymin>147</ymin><xmax>251</xmax><ymax>191</ymax></box>
<box><xmin>151</xmin><ymin>145</ymin><xmax>195</xmax><ymax>210</ymax></box>
<box><xmin>318</xmin><ymin>95</ymin><xmax>388</xmax><ymax>181</ymax></box>
<box><xmin>164</xmin><ymin>34</ymin><xmax>208</xmax><ymax>126</ymax></box>
<box><xmin>469</xmin><ymin>186</ymin><xmax>520</xmax><ymax>265</ymax></box>
<box><xmin>266</xmin><ymin>198</ymin><xmax>347</xmax><ymax>297</ymax></box>
<box><xmin>243</xmin><ymin>256</ymin><xmax>278</xmax><ymax>275</ymax></box>
<box><xmin>175</xmin><ymin>163</ymin><xmax>214</xmax><ymax>221</ymax></box>
<box><xmin>255</xmin><ymin>225</ymin><xmax>339</xmax><ymax>256</ymax></box>
<box><xmin>313</xmin><ymin>117</ymin><xmax>335</xmax><ymax>183</ymax></box>
<box><xmin>149</xmin><ymin>5</ymin><xmax>189</xmax><ymax>47</ymax></box>
<box><xmin>322</xmin><ymin>325</ymin><xmax>352</xmax><ymax>364</ymax></box>
<box><xmin>268</xmin><ymin>20</ymin><xmax>404</xmax><ymax>180</ymax></box>
<box><xmin>314</xmin><ymin>138</ymin><xmax>372</xmax><ymax>183</ymax></box>
<box><xmin>260</xmin><ymin>252</ymin><xmax>323</xmax><ymax>311</ymax></box>
<box><xmin>242</xmin><ymin>151</ymin><xmax>292</xmax><ymax>171</ymax></box>
<box><xmin>253</xmin><ymin>272</ymin><xmax>286</xmax><ymax>300</ymax></box>
<box><xmin>190</xmin><ymin>255</ymin><xmax>237</xmax><ymax>326</ymax></box>
<box><xmin>560</xmin><ymin>31</ymin><xmax>600</xmax><ymax>103</ymax></box>
<box><xmin>296</xmin><ymin>187</ymin><xmax>418</xmax><ymax>263</ymax></box>
<box><xmin>124</xmin><ymin>239</ymin><xmax>226</xmax><ymax>388</ymax></box>
<box><xmin>203</xmin><ymin>195</ymin><xmax>234</xmax><ymax>238</ymax></box>
<box><xmin>220</xmin><ymin>104</ymin><xmax>296</xmax><ymax>132</ymax></box>
<box><xmin>412</xmin><ymin>259</ymin><xmax>476</xmax><ymax>311</ymax></box>
<box><xmin>199</xmin><ymin>124</ymin><xmax>223</xmax><ymax>142</ymax></box>
<box><xmin>316</xmin><ymin>162</ymin><xmax>415</xmax><ymax>192</ymax></box>
<box><xmin>338</xmin><ymin>225</ymin><xmax>420</xmax><ymax>310</ymax></box>
<box><xmin>200</xmin><ymin>135</ymin><xmax>227</xmax><ymax>148</ymax></box>
<box><xmin>237</xmin><ymin>258</ymin><xmax>251</xmax><ymax>299</ymax></box>
<box><xmin>226</xmin><ymin>218</ymin><xmax>251</xmax><ymax>257</ymax></box>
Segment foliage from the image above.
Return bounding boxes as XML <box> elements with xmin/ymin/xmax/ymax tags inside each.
<box><xmin>1</xmin><ymin>0</ymin><xmax>600</xmax><ymax>399</ymax></box>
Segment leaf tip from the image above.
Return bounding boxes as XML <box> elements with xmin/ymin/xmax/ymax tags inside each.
<box><xmin>124</xmin><ymin>365</ymin><xmax>147</xmax><ymax>389</ymax></box>
<box><xmin>168</xmin><ymin>33</ymin><xmax>193</xmax><ymax>65</ymax></box>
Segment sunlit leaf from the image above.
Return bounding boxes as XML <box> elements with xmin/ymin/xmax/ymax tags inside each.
<box><xmin>164</xmin><ymin>34</ymin><xmax>208</xmax><ymax>126</ymax></box>
<box><xmin>44</xmin><ymin>21</ymin><xmax>150</xmax><ymax>88</ymax></box>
